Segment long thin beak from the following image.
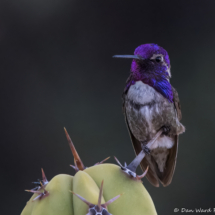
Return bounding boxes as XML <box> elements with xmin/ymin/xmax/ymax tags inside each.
<box><xmin>112</xmin><ymin>55</ymin><xmax>144</xmax><ymax>60</ymax></box>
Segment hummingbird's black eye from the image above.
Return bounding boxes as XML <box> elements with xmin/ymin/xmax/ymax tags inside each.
<box><xmin>155</xmin><ymin>56</ymin><xmax>163</xmax><ymax>63</ymax></box>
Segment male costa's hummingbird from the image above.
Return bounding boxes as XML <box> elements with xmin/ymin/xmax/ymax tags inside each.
<box><xmin>113</xmin><ymin>44</ymin><xmax>185</xmax><ymax>187</ymax></box>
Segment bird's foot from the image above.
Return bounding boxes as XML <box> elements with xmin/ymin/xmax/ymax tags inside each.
<box><xmin>162</xmin><ymin>125</ymin><xmax>171</xmax><ymax>135</ymax></box>
<box><xmin>114</xmin><ymin>156</ymin><xmax>148</xmax><ymax>180</ymax></box>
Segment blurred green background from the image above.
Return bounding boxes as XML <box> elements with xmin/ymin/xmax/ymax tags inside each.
<box><xmin>1</xmin><ymin>0</ymin><xmax>215</xmax><ymax>214</ymax></box>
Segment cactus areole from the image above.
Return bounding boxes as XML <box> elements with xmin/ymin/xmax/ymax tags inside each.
<box><xmin>21</xmin><ymin>129</ymin><xmax>157</xmax><ymax>215</ymax></box>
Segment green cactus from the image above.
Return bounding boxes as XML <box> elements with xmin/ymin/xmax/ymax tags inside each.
<box><xmin>21</xmin><ymin>129</ymin><xmax>157</xmax><ymax>215</ymax></box>
<box><xmin>22</xmin><ymin>174</ymin><xmax>74</xmax><ymax>215</ymax></box>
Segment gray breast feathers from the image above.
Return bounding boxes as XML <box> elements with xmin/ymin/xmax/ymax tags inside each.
<box><xmin>125</xmin><ymin>81</ymin><xmax>182</xmax><ymax>143</ymax></box>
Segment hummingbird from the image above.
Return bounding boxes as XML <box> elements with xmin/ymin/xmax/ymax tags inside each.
<box><xmin>113</xmin><ymin>44</ymin><xmax>185</xmax><ymax>187</ymax></box>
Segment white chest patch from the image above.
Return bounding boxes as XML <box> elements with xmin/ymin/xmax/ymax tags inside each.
<box><xmin>127</xmin><ymin>81</ymin><xmax>163</xmax><ymax>105</ymax></box>
<box><xmin>151</xmin><ymin>135</ymin><xmax>174</xmax><ymax>149</ymax></box>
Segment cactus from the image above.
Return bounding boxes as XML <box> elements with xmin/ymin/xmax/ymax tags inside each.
<box><xmin>21</xmin><ymin>128</ymin><xmax>157</xmax><ymax>215</ymax></box>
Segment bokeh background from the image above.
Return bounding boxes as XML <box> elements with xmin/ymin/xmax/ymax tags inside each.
<box><xmin>1</xmin><ymin>0</ymin><xmax>215</xmax><ymax>214</ymax></box>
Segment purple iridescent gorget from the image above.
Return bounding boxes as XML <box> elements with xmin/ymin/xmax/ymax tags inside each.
<box><xmin>125</xmin><ymin>44</ymin><xmax>173</xmax><ymax>102</ymax></box>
